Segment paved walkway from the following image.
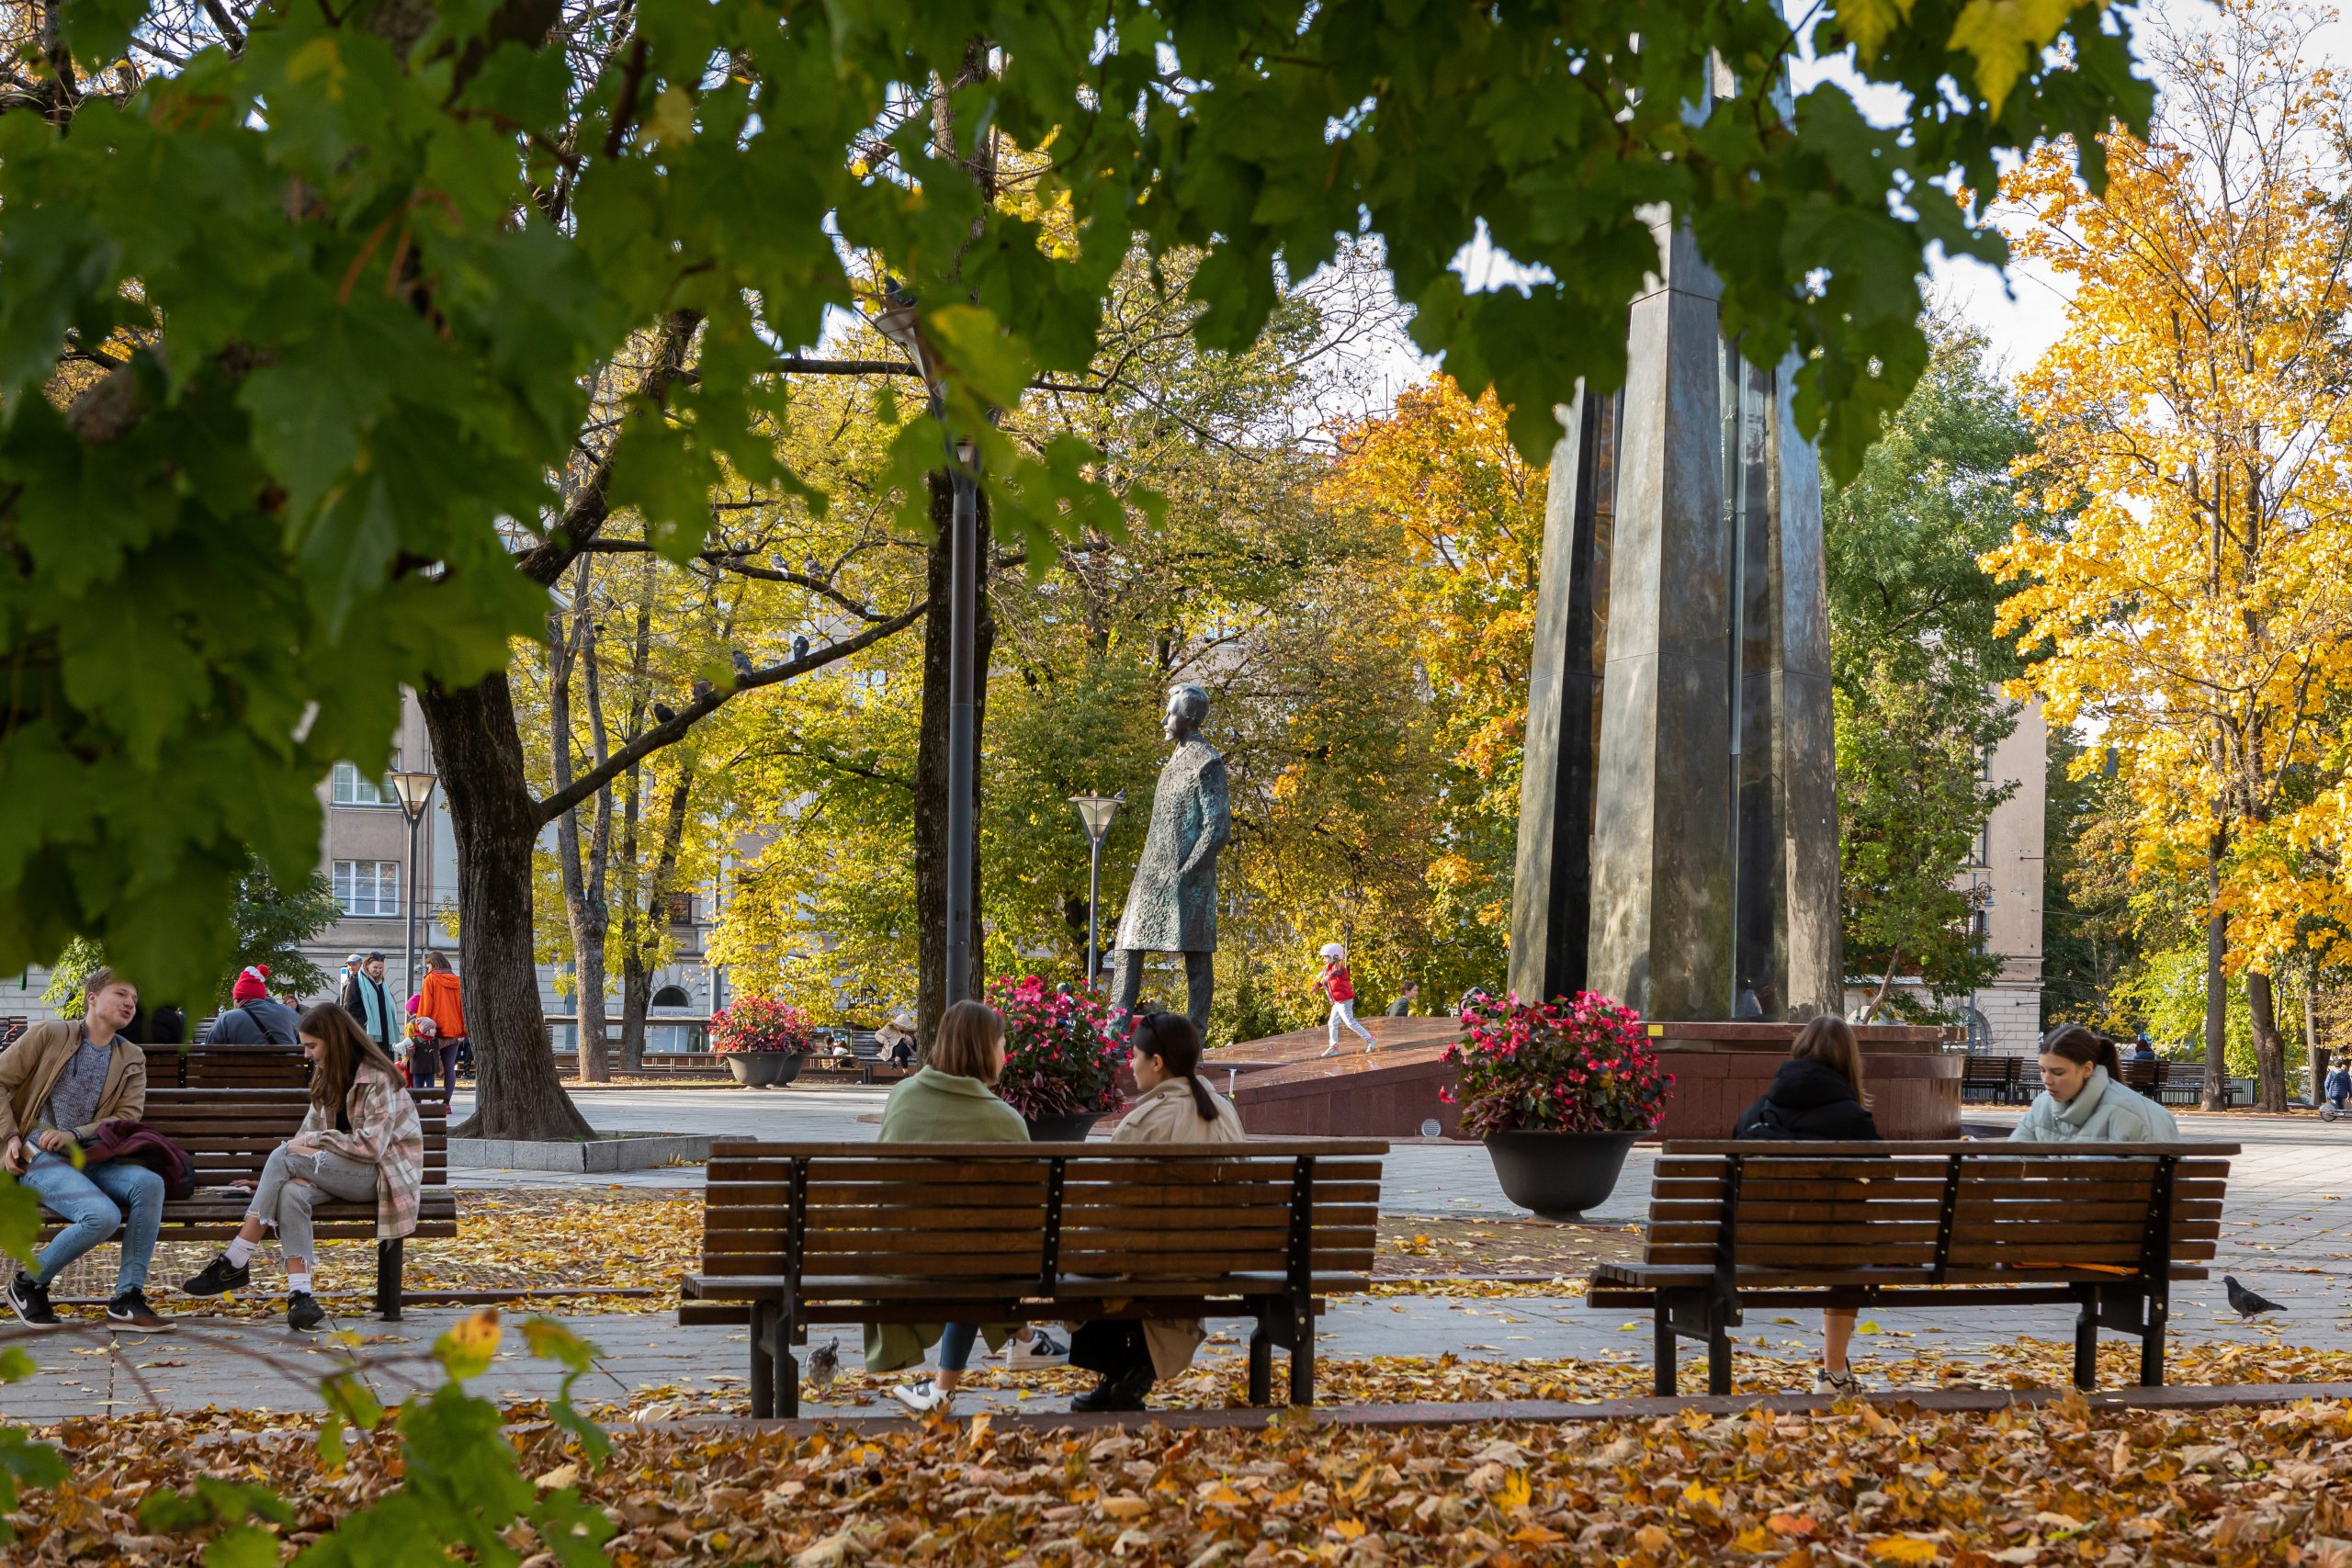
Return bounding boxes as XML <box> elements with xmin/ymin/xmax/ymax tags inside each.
<box><xmin>5</xmin><ymin>1091</ymin><xmax>2346</xmax><ymax>1422</ymax></box>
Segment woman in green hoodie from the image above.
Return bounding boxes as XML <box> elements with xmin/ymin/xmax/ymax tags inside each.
<box><xmin>873</xmin><ymin>999</ymin><xmax>1065</xmax><ymax>1413</ymax></box>
<box><xmin>2012</xmin><ymin>1024</ymin><xmax>2182</xmax><ymax>1144</ymax></box>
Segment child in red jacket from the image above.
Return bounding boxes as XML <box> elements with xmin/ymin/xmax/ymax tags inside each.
<box><xmin>1313</xmin><ymin>942</ymin><xmax>1375</xmax><ymax>1057</ymax></box>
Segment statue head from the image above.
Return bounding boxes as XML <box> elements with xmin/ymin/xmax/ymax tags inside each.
<box><xmin>1163</xmin><ymin>683</ymin><xmax>1209</xmax><ymax>744</ymax></box>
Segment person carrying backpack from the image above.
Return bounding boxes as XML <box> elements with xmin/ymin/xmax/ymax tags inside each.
<box><xmin>1733</xmin><ymin>1014</ymin><xmax>1880</xmax><ymax>1395</ymax></box>
<box><xmin>202</xmin><ymin>966</ymin><xmax>300</xmax><ymax>1045</ymax></box>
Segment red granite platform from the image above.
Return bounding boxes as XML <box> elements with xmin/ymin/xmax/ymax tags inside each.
<box><xmin>1197</xmin><ymin>1017</ymin><xmax>1962</xmax><ymax>1141</ymax></box>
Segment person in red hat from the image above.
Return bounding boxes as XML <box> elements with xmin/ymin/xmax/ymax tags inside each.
<box><xmin>202</xmin><ymin>965</ymin><xmax>301</xmax><ymax>1045</ymax></box>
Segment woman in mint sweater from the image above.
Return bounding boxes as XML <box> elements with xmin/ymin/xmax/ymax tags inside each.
<box><xmin>2012</xmin><ymin>1024</ymin><xmax>2182</xmax><ymax>1143</ymax></box>
<box><xmin>872</xmin><ymin>1000</ymin><xmax>1064</xmax><ymax>1414</ymax></box>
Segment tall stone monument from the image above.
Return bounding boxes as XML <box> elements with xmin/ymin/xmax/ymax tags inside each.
<box><xmin>1510</xmin><ymin>216</ymin><xmax>1841</xmax><ymax>1022</ymax></box>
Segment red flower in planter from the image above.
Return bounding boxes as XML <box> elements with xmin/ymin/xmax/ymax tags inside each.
<box><xmin>1443</xmin><ymin>990</ymin><xmax>1668</xmax><ymax>1137</ymax></box>
<box><xmin>985</xmin><ymin>976</ymin><xmax>1127</xmax><ymax>1120</ymax></box>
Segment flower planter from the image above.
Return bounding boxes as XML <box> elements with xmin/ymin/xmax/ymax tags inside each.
<box><xmin>1023</xmin><ymin>1111</ymin><xmax>1103</xmax><ymax>1143</ymax></box>
<box><xmin>724</xmin><ymin>1052</ymin><xmax>804</xmax><ymax>1089</ymax></box>
<box><xmin>1482</xmin><ymin>1129</ymin><xmax>1640</xmax><ymax>1219</ymax></box>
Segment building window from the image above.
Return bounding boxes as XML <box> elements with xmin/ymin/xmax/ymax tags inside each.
<box><xmin>667</xmin><ymin>893</ymin><xmax>695</xmax><ymax>925</ymax></box>
<box><xmin>331</xmin><ymin>762</ymin><xmax>397</xmax><ymax>807</ymax></box>
<box><xmin>334</xmin><ymin>861</ymin><xmax>401</xmax><ymax>918</ymax></box>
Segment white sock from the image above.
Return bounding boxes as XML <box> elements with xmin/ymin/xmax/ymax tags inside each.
<box><xmin>224</xmin><ymin>1236</ymin><xmax>254</xmax><ymax>1268</ymax></box>
<box><xmin>287</xmin><ymin>1269</ymin><xmax>311</xmax><ymax>1297</ymax></box>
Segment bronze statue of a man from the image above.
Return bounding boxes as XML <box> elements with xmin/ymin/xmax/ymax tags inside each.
<box><xmin>1109</xmin><ymin>683</ymin><xmax>1229</xmax><ymax>1035</ymax></box>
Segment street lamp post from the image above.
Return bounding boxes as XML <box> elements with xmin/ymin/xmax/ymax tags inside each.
<box><xmin>389</xmin><ymin>770</ymin><xmax>439</xmax><ymax>1003</ymax></box>
<box><xmin>1069</xmin><ymin>793</ymin><xmax>1124</xmax><ymax>990</ymax></box>
<box><xmin>876</xmin><ymin>281</ymin><xmax>983</xmax><ymax>1008</ymax></box>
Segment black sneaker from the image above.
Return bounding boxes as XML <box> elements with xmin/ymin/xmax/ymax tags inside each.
<box><xmin>1069</xmin><ymin>1364</ymin><xmax>1153</xmax><ymax>1414</ymax></box>
<box><xmin>287</xmin><ymin>1292</ymin><xmax>324</xmax><ymax>1333</ymax></box>
<box><xmin>106</xmin><ymin>1287</ymin><xmax>174</xmax><ymax>1332</ymax></box>
<box><xmin>5</xmin><ymin>1270</ymin><xmax>58</xmax><ymax>1327</ymax></box>
<box><xmin>180</xmin><ymin>1255</ymin><xmax>250</xmax><ymax>1297</ymax></box>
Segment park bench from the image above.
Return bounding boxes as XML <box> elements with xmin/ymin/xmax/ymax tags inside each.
<box><xmin>1589</xmin><ymin>1139</ymin><xmax>2234</xmax><ymax>1396</ymax></box>
<box><xmin>1959</xmin><ymin>1055</ymin><xmax>2026</xmax><ymax>1105</ymax></box>
<box><xmin>34</xmin><ymin>1087</ymin><xmax>457</xmax><ymax>1319</ymax></box>
<box><xmin>151</xmin><ymin>1044</ymin><xmax>311</xmax><ymax>1090</ymax></box>
<box><xmin>680</xmin><ymin>1138</ymin><xmax>1387</xmax><ymax>1417</ymax></box>
<box><xmin>550</xmin><ymin>1046</ymin><xmax>729</xmax><ymax>1079</ymax></box>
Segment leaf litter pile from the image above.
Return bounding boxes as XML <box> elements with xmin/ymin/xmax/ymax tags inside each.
<box><xmin>13</xmin><ymin>1388</ymin><xmax>2352</xmax><ymax>1565</ymax></box>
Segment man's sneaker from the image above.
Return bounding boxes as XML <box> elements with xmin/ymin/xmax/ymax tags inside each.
<box><xmin>5</xmin><ymin>1271</ymin><xmax>58</xmax><ymax>1327</ymax></box>
<box><xmin>287</xmin><ymin>1292</ymin><xmax>325</xmax><ymax>1333</ymax></box>
<box><xmin>180</xmin><ymin>1255</ymin><xmax>251</xmax><ymax>1297</ymax></box>
<box><xmin>1004</xmin><ymin>1331</ymin><xmax>1069</xmax><ymax>1368</ymax></box>
<box><xmin>890</xmin><ymin>1376</ymin><xmax>953</xmax><ymax>1416</ymax></box>
<box><xmin>106</xmin><ymin>1288</ymin><xmax>173</xmax><ymax>1332</ymax></box>
<box><xmin>1813</xmin><ymin>1367</ymin><xmax>1863</xmax><ymax>1397</ymax></box>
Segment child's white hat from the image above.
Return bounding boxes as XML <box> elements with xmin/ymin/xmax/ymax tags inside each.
<box><xmin>1318</xmin><ymin>942</ymin><xmax>1345</xmax><ymax>960</ymax></box>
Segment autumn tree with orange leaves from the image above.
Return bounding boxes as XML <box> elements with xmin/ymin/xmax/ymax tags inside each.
<box><xmin>1318</xmin><ymin>375</ymin><xmax>1547</xmax><ymax>980</ymax></box>
<box><xmin>1985</xmin><ymin>0</ymin><xmax>2352</xmax><ymax>1111</ymax></box>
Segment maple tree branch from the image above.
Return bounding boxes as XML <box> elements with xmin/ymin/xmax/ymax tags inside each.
<box><xmin>533</xmin><ymin>598</ymin><xmax>929</xmax><ymax>823</ymax></box>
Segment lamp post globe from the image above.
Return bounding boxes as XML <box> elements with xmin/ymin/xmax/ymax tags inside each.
<box><xmin>388</xmin><ymin>771</ymin><xmax>438</xmax><ymax>1002</ymax></box>
<box><xmin>1069</xmin><ymin>792</ymin><xmax>1124</xmax><ymax>989</ymax></box>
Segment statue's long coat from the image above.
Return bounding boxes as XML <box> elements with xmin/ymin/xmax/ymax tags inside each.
<box><xmin>1114</xmin><ymin>739</ymin><xmax>1230</xmax><ymax>953</ymax></box>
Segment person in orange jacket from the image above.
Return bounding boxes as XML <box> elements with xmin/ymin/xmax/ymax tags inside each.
<box><xmin>416</xmin><ymin>952</ymin><xmax>467</xmax><ymax>1095</ymax></box>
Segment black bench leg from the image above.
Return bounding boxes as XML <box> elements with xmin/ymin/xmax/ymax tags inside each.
<box><xmin>2140</xmin><ymin>1293</ymin><xmax>2167</xmax><ymax>1388</ymax></box>
<box><xmin>1653</xmin><ymin>1303</ymin><xmax>1677</xmax><ymax>1398</ymax></box>
<box><xmin>1248</xmin><ymin>1314</ymin><xmax>1272</xmax><ymax>1406</ymax></box>
<box><xmin>1706</xmin><ymin>1309</ymin><xmax>1732</xmax><ymax>1397</ymax></box>
<box><xmin>375</xmin><ymin>1239</ymin><xmax>404</xmax><ymax>1321</ymax></box>
<box><xmin>2073</xmin><ymin>1288</ymin><xmax>2099</xmax><ymax>1392</ymax></box>
<box><xmin>749</xmin><ymin>1302</ymin><xmax>775</xmax><ymax>1420</ymax></box>
<box><xmin>1287</xmin><ymin>1294</ymin><xmax>1314</xmax><ymax>1407</ymax></box>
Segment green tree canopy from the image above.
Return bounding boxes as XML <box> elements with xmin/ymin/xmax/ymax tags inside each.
<box><xmin>0</xmin><ymin>0</ymin><xmax>2151</xmax><ymax>996</ymax></box>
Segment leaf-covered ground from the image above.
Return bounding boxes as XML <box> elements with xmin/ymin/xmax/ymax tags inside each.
<box><xmin>45</xmin><ymin>1197</ymin><xmax>1636</xmax><ymax>1316</ymax></box>
<box><xmin>12</xmin><ymin>1382</ymin><xmax>2352</xmax><ymax>1565</ymax></box>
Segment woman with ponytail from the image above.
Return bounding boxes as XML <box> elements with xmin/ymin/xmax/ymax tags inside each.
<box><xmin>1068</xmin><ymin>1011</ymin><xmax>1245</xmax><ymax>1413</ymax></box>
<box><xmin>2012</xmin><ymin>1024</ymin><xmax>2182</xmax><ymax>1143</ymax></box>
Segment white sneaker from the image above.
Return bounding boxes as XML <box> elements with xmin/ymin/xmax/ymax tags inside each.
<box><xmin>1813</xmin><ymin>1368</ymin><xmax>1862</xmax><ymax>1397</ymax></box>
<box><xmin>1004</xmin><ymin>1331</ymin><xmax>1068</xmax><ymax>1368</ymax></box>
<box><xmin>890</xmin><ymin>1377</ymin><xmax>953</xmax><ymax>1415</ymax></box>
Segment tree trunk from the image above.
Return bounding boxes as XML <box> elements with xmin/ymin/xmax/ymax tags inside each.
<box><xmin>914</xmin><ymin>468</ymin><xmax>993</xmax><ymax>1048</ymax></box>
<box><xmin>2245</xmin><ymin>968</ymin><xmax>2290</xmax><ymax>1113</ymax></box>
<box><xmin>616</xmin><ymin>761</ymin><xmax>647</xmax><ymax>1077</ymax></box>
<box><xmin>419</xmin><ymin>671</ymin><xmax>595</xmax><ymax>1140</ymax></box>
<box><xmin>2305</xmin><ymin>963</ymin><xmax>2322</xmax><ymax>1105</ymax></box>
<box><xmin>2202</xmin><ymin>829</ymin><xmax>2230</xmax><ymax>1111</ymax></box>
<box><xmin>619</xmin><ymin>766</ymin><xmax>694</xmax><ymax>1073</ymax></box>
<box><xmin>549</xmin><ymin>562</ymin><xmax>615</xmax><ymax>1083</ymax></box>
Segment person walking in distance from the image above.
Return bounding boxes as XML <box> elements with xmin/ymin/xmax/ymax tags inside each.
<box><xmin>1387</xmin><ymin>980</ymin><xmax>1420</xmax><ymax>1018</ymax></box>
<box><xmin>341</xmin><ymin>953</ymin><xmax>399</xmax><ymax>1055</ymax></box>
<box><xmin>1313</xmin><ymin>942</ymin><xmax>1374</xmax><ymax>1057</ymax></box>
<box><xmin>1</xmin><ymin>968</ymin><xmax>175</xmax><ymax>1330</ymax></box>
<box><xmin>181</xmin><ymin>1005</ymin><xmax>424</xmax><ymax>1332</ymax></box>
<box><xmin>417</xmin><ymin>952</ymin><xmax>466</xmax><ymax>1095</ymax></box>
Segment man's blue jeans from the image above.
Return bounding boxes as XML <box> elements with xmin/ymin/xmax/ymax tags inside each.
<box><xmin>18</xmin><ymin>1149</ymin><xmax>164</xmax><ymax>1292</ymax></box>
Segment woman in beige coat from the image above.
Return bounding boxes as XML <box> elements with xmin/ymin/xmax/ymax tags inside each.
<box><xmin>1070</xmin><ymin>1011</ymin><xmax>1246</xmax><ymax>1412</ymax></box>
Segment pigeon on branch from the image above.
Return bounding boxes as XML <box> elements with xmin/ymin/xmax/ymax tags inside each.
<box><xmin>2223</xmin><ymin>1276</ymin><xmax>2284</xmax><ymax>1319</ymax></box>
<box><xmin>732</xmin><ymin>649</ymin><xmax>756</xmax><ymax>682</ymax></box>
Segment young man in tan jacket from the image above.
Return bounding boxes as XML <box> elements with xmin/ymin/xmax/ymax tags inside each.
<box><xmin>1</xmin><ymin>967</ymin><xmax>172</xmax><ymax>1329</ymax></box>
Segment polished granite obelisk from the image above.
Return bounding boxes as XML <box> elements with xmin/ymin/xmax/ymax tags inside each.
<box><xmin>1509</xmin><ymin>214</ymin><xmax>1840</xmax><ymax>1022</ymax></box>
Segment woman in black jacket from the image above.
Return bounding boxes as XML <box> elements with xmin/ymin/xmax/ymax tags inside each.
<box><xmin>1734</xmin><ymin>1015</ymin><xmax>1879</xmax><ymax>1394</ymax></box>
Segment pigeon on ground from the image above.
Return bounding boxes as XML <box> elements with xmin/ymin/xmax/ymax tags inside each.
<box><xmin>806</xmin><ymin>1338</ymin><xmax>841</xmax><ymax>1395</ymax></box>
<box><xmin>2223</xmin><ymin>1275</ymin><xmax>2285</xmax><ymax>1319</ymax></box>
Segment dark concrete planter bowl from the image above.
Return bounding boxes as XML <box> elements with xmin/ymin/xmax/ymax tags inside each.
<box><xmin>1483</xmin><ymin>1128</ymin><xmax>1641</xmax><ymax>1219</ymax></box>
<box><xmin>724</xmin><ymin>1051</ymin><xmax>806</xmax><ymax>1088</ymax></box>
<box><xmin>1023</xmin><ymin>1111</ymin><xmax>1105</xmax><ymax>1142</ymax></box>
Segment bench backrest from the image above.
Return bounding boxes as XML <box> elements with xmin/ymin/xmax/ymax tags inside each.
<box><xmin>700</xmin><ymin>1139</ymin><xmax>1385</xmax><ymax>1294</ymax></box>
<box><xmin>152</xmin><ymin>1045</ymin><xmax>312</xmax><ymax>1090</ymax></box>
<box><xmin>1645</xmin><ymin>1140</ymin><xmax>2233</xmax><ymax>1287</ymax></box>
<box><xmin>141</xmin><ymin>1088</ymin><xmax>450</xmax><ymax>1191</ymax></box>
